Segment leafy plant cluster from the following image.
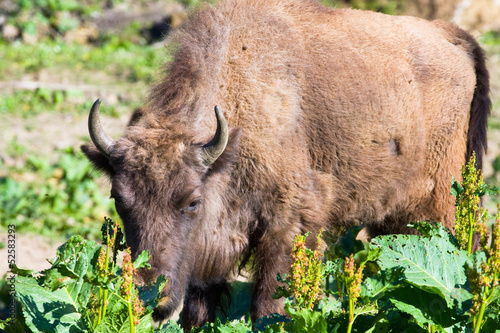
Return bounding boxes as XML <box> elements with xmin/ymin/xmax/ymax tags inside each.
<box><xmin>1</xmin><ymin>0</ymin><xmax>121</xmax><ymax>43</ymax></box>
<box><xmin>0</xmin><ymin>219</ymin><xmax>177</xmax><ymax>333</ymax></box>
<box><xmin>2</xmin><ymin>155</ymin><xmax>500</xmax><ymax>332</ymax></box>
<box><xmin>0</xmin><ymin>146</ymin><xmax>118</xmax><ymax>240</ymax></box>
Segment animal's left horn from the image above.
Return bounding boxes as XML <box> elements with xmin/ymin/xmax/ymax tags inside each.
<box><xmin>88</xmin><ymin>99</ymin><xmax>115</xmax><ymax>158</ymax></box>
<box><xmin>202</xmin><ymin>105</ymin><xmax>229</xmax><ymax>165</ymax></box>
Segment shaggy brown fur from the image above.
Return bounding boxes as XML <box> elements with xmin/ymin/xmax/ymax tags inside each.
<box><xmin>82</xmin><ymin>0</ymin><xmax>490</xmax><ymax>331</ymax></box>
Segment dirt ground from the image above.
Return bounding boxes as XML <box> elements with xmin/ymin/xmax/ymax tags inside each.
<box><xmin>1</xmin><ymin>34</ymin><xmax>500</xmax><ymax>277</ymax></box>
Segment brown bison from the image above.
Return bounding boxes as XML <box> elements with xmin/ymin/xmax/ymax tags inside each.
<box><xmin>82</xmin><ymin>0</ymin><xmax>491</xmax><ymax>330</ymax></box>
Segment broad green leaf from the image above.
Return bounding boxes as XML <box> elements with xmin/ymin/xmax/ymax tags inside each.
<box><xmin>157</xmin><ymin>320</ymin><xmax>183</xmax><ymax>332</ymax></box>
<box><xmin>93</xmin><ymin>299</ymin><xmax>132</xmax><ymax>333</ymax></box>
<box><xmin>138</xmin><ymin>275</ymin><xmax>168</xmax><ymax>310</ymax></box>
<box><xmin>383</xmin><ymin>310</ymin><xmax>429</xmax><ymax>332</ymax></box>
<box><xmin>0</xmin><ymin>317</ymin><xmax>30</xmax><ymax>333</ymax></box>
<box><xmin>195</xmin><ymin>317</ymin><xmax>252</xmax><ymax>333</ymax></box>
<box><xmin>134</xmin><ymin>249</ymin><xmax>151</xmax><ymax>269</ymax></box>
<box><xmin>16</xmin><ymin>275</ymin><xmax>87</xmax><ymax>333</ymax></box>
<box><xmin>361</xmin><ymin>267</ymin><xmax>405</xmax><ymax>301</ymax></box>
<box><xmin>52</xmin><ymin>236</ymin><xmax>101</xmax><ymax>279</ymax></box>
<box><xmin>489</xmin><ymin>285</ymin><xmax>500</xmax><ymax>305</ymax></box>
<box><xmin>9</xmin><ymin>263</ymin><xmax>35</xmax><ymax>277</ymax></box>
<box><xmin>388</xmin><ymin>286</ymin><xmax>463</xmax><ymax>330</ymax></box>
<box><xmin>353</xmin><ymin>303</ymin><xmax>379</xmax><ymax>318</ymax></box>
<box><xmin>134</xmin><ymin>313</ymin><xmax>158</xmax><ymax>333</ymax></box>
<box><xmin>284</xmin><ymin>302</ymin><xmax>328</xmax><ymax>333</ymax></box>
<box><xmin>390</xmin><ymin>298</ymin><xmax>443</xmax><ymax>331</ymax></box>
<box><xmin>254</xmin><ymin>313</ymin><xmax>291</xmax><ymax>332</ymax></box>
<box><xmin>51</xmin><ymin>236</ymin><xmax>102</xmax><ymax>309</ymax></box>
<box><xmin>481</xmin><ymin>309</ymin><xmax>500</xmax><ymax>333</ymax></box>
<box><xmin>317</xmin><ymin>296</ymin><xmax>342</xmax><ymax>316</ymax></box>
<box><xmin>263</xmin><ymin>322</ymin><xmax>288</xmax><ymax>333</ymax></box>
<box><xmin>408</xmin><ymin>222</ymin><xmax>456</xmax><ymax>244</ymax></box>
<box><xmin>371</xmin><ymin>234</ymin><xmax>468</xmax><ymax>307</ymax></box>
<box><xmin>216</xmin><ymin>318</ymin><xmax>252</xmax><ymax>332</ymax></box>
<box><xmin>451</xmin><ymin>177</ymin><xmax>464</xmax><ymax>197</ymax></box>
<box><xmin>43</xmin><ymin>269</ymin><xmax>74</xmax><ymax>290</ymax></box>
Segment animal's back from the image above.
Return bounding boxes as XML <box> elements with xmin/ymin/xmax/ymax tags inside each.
<box><xmin>291</xmin><ymin>7</ymin><xmax>479</xmax><ymax>229</ymax></box>
<box><xmin>147</xmin><ymin>0</ymin><xmax>487</xmax><ymax>232</ymax></box>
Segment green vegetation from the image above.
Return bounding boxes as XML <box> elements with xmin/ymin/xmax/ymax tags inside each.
<box><xmin>0</xmin><ymin>89</ymin><xmax>128</xmax><ymax>117</ymax></box>
<box><xmin>0</xmin><ymin>39</ymin><xmax>165</xmax><ymax>82</ymax></box>
<box><xmin>0</xmin><ymin>146</ymin><xmax>118</xmax><ymax>240</ymax></box>
<box><xmin>2</xmin><ymin>0</ymin><xmax>133</xmax><ymax>43</ymax></box>
<box><xmin>479</xmin><ymin>31</ymin><xmax>500</xmax><ymax>46</ymax></box>
<box><xmin>0</xmin><ymin>39</ymin><xmax>167</xmax><ymax>117</ymax></box>
<box><xmin>1</xmin><ymin>0</ymin><xmax>499</xmax><ymax>331</ymax></box>
<box><xmin>1</xmin><ymin>219</ymin><xmax>171</xmax><ymax>333</ymax></box>
<box><xmin>320</xmin><ymin>0</ymin><xmax>407</xmax><ymax>14</ymax></box>
<box><xmin>2</xmin><ymin>162</ymin><xmax>500</xmax><ymax>332</ymax></box>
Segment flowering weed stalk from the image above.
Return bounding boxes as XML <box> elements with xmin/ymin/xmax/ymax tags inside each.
<box><xmin>122</xmin><ymin>248</ymin><xmax>145</xmax><ymax>333</ymax></box>
<box><xmin>453</xmin><ymin>152</ymin><xmax>488</xmax><ymax>255</ymax></box>
<box><xmin>452</xmin><ymin>153</ymin><xmax>500</xmax><ymax>331</ymax></box>
<box><xmin>343</xmin><ymin>254</ymin><xmax>364</xmax><ymax>333</ymax></box>
<box><xmin>274</xmin><ymin>230</ymin><xmax>325</xmax><ymax>310</ymax></box>
<box><xmin>91</xmin><ymin>218</ymin><xmax>127</xmax><ymax>329</ymax></box>
<box><xmin>288</xmin><ymin>230</ymin><xmax>325</xmax><ymax>309</ymax></box>
<box><xmin>470</xmin><ymin>207</ymin><xmax>500</xmax><ymax>333</ymax></box>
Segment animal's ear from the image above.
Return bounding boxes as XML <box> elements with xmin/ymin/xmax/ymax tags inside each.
<box><xmin>81</xmin><ymin>144</ymin><xmax>115</xmax><ymax>177</ymax></box>
<box><xmin>209</xmin><ymin>127</ymin><xmax>242</xmax><ymax>173</ymax></box>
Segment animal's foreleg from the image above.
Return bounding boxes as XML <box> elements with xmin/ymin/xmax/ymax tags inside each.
<box><xmin>250</xmin><ymin>230</ymin><xmax>294</xmax><ymax>322</ymax></box>
<box><xmin>181</xmin><ymin>281</ymin><xmax>229</xmax><ymax>332</ymax></box>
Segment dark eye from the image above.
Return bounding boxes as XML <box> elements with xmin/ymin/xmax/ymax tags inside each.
<box><xmin>187</xmin><ymin>199</ymin><xmax>201</xmax><ymax>211</ymax></box>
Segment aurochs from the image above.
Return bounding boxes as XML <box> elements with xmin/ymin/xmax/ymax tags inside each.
<box><xmin>81</xmin><ymin>0</ymin><xmax>491</xmax><ymax>330</ymax></box>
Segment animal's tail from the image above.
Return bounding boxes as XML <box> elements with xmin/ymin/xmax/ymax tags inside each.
<box><xmin>465</xmin><ymin>35</ymin><xmax>491</xmax><ymax>171</ymax></box>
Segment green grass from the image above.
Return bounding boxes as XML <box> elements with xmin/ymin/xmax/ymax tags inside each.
<box><xmin>0</xmin><ymin>89</ymin><xmax>141</xmax><ymax>117</ymax></box>
<box><xmin>0</xmin><ymin>37</ymin><xmax>170</xmax><ymax>117</ymax></box>
<box><xmin>0</xmin><ymin>39</ymin><xmax>167</xmax><ymax>83</ymax></box>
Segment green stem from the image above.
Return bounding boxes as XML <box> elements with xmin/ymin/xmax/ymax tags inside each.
<box><xmin>468</xmin><ymin>206</ymin><xmax>475</xmax><ymax>255</ymax></box>
<box><xmin>347</xmin><ymin>295</ymin><xmax>354</xmax><ymax>333</ymax></box>
<box><xmin>101</xmin><ymin>244</ymin><xmax>111</xmax><ymax>318</ymax></box>
<box><xmin>128</xmin><ymin>282</ymin><xmax>135</xmax><ymax>333</ymax></box>
<box><xmin>97</xmin><ymin>287</ymin><xmax>103</xmax><ymax>326</ymax></box>
<box><xmin>336</xmin><ymin>279</ymin><xmax>343</xmax><ymax>303</ymax></box>
<box><xmin>474</xmin><ymin>284</ymin><xmax>495</xmax><ymax>333</ymax></box>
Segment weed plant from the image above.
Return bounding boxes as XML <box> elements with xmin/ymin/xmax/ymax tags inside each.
<box><xmin>2</xmin><ymin>157</ymin><xmax>500</xmax><ymax>332</ymax></box>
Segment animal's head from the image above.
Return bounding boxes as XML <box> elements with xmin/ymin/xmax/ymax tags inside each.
<box><xmin>81</xmin><ymin>100</ymin><xmax>241</xmax><ymax>288</ymax></box>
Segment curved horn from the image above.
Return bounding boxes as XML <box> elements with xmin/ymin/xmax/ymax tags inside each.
<box><xmin>202</xmin><ymin>105</ymin><xmax>229</xmax><ymax>165</ymax></box>
<box><xmin>88</xmin><ymin>99</ymin><xmax>115</xmax><ymax>158</ymax></box>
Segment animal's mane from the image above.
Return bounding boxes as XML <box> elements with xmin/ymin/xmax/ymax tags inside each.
<box><xmin>144</xmin><ymin>0</ymin><xmax>326</xmax><ymax>126</ymax></box>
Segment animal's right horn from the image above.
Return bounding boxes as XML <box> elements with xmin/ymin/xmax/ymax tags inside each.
<box><xmin>202</xmin><ymin>106</ymin><xmax>229</xmax><ymax>165</ymax></box>
<box><xmin>88</xmin><ymin>99</ymin><xmax>115</xmax><ymax>158</ymax></box>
